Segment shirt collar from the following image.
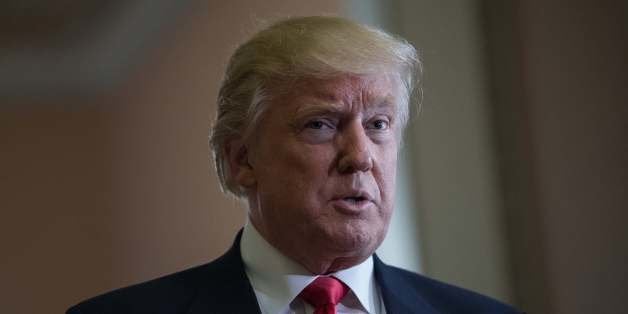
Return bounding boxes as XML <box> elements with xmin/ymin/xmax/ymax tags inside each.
<box><xmin>240</xmin><ymin>221</ymin><xmax>377</xmax><ymax>313</ymax></box>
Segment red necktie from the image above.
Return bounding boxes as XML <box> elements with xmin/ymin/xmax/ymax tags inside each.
<box><xmin>299</xmin><ymin>276</ymin><xmax>349</xmax><ymax>314</ymax></box>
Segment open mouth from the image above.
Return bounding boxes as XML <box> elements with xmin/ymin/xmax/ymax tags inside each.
<box><xmin>333</xmin><ymin>196</ymin><xmax>372</xmax><ymax>213</ymax></box>
<box><xmin>332</xmin><ymin>190</ymin><xmax>374</xmax><ymax>213</ymax></box>
<box><xmin>343</xmin><ymin>196</ymin><xmax>367</xmax><ymax>203</ymax></box>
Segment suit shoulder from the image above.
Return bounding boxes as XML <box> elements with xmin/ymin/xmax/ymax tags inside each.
<box><xmin>66</xmin><ymin>262</ymin><xmax>213</xmax><ymax>314</ymax></box>
<box><xmin>382</xmin><ymin>265</ymin><xmax>521</xmax><ymax>313</ymax></box>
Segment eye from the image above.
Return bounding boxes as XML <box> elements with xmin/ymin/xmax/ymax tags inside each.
<box><xmin>305</xmin><ymin>120</ymin><xmax>324</xmax><ymax>129</ymax></box>
<box><xmin>299</xmin><ymin>118</ymin><xmax>337</xmax><ymax>143</ymax></box>
<box><xmin>304</xmin><ymin>119</ymin><xmax>334</xmax><ymax>130</ymax></box>
<box><xmin>369</xmin><ymin>119</ymin><xmax>390</xmax><ymax>130</ymax></box>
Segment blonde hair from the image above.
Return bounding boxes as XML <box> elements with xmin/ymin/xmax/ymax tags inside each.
<box><xmin>210</xmin><ymin>16</ymin><xmax>421</xmax><ymax>196</ymax></box>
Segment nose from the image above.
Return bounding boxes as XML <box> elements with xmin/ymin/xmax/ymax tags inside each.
<box><xmin>337</xmin><ymin>122</ymin><xmax>373</xmax><ymax>173</ymax></box>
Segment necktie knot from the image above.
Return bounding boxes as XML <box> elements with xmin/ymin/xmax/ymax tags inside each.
<box><xmin>299</xmin><ymin>276</ymin><xmax>349</xmax><ymax>314</ymax></box>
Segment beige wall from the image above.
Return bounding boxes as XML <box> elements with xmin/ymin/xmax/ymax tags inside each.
<box><xmin>0</xmin><ymin>1</ymin><xmax>341</xmax><ymax>313</ymax></box>
<box><xmin>1</xmin><ymin>107</ymin><xmax>115</xmax><ymax>314</ymax></box>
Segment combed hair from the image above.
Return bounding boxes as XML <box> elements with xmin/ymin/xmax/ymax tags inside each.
<box><xmin>210</xmin><ymin>16</ymin><xmax>421</xmax><ymax>196</ymax></box>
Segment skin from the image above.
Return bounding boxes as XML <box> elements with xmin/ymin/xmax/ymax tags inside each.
<box><xmin>227</xmin><ymin>74</ymin><xmax>401</xmax><ymax>274</ymax></box>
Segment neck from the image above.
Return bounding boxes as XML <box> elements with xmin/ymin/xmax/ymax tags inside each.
<box><xmin>248</xmin><ymin>218</ymin><xmax>370</xmax><ymax>274</ymax></box>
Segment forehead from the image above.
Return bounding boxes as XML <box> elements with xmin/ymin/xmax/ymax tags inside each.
<box><xmin>271</xmin><ymin>74</ymin><xmax>400</xmax><ymax>114</ymax></box>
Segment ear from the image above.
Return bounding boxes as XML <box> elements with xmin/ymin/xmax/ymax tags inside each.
<box><xmin>225</xmin><ymin>139</ymin><xmax>257</xmax><ymax>189</ymax></box>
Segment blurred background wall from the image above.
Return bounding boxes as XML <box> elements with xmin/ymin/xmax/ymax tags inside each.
<box><xmin>1</xmin><ymin>1</ymin><xmax>626</xmax><ymax>313</ymax></box>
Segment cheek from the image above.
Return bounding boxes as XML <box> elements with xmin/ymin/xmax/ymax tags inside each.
<box><xmin>377</xmin><ymin>146</ymin><xmax>399</xmax><ymax>198</ymax></box>
<box><xmin>285</xmin><ymin>143</ymin><xmax>335</xmax><ymax>176</ymax></box>
<box><xmin>265</xmin><ymin>144</ymin><xmax>335</xmax><ymax>198</ymax></box>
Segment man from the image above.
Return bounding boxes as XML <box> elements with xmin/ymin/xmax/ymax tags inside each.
<box><xmin>68</xmin><ymin>16</ymin><xmax>520</xmax><ymax>314</ymax></box>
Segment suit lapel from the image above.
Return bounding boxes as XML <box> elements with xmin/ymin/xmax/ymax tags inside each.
<box><xmin>374</xmin><ymin>255</ymin><xmax>439</xmax><ymax>314</ymax></box>
<box><xmin>187</xmin><ymin>230</ymin><xmax>262</xmax><ymax>314</ymax></box>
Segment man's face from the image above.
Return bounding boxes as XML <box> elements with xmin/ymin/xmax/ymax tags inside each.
<box><xmin>241</xmin><ymin>74</ymin><xmax>401</xmax><ymax>273</ymax></box>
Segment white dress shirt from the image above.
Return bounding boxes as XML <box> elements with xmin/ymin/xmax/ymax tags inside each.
<box><xmin>240</xmin><ymin>222</ymin><xmax>387</xmax><ymax>314</ymax></box>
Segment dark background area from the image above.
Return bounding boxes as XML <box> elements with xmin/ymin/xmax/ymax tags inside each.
<box><xmin>1</xmin><ymin>1</ymin><xmax>626</xmax><ymax>313</ymax></box>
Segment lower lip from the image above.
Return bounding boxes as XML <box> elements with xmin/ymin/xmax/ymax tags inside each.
<box><xmin>331</xmin><ymin>199</ymin><xmax>373</xmax><ymax>214</ymax></box>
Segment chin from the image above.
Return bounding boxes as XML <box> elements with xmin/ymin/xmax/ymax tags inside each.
<box><xmin>324</xmin><ymin>224</ymin><xmax>382</xmax><ymax>257</ymax></box>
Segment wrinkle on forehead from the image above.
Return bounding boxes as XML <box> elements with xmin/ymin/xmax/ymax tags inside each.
<box><xmin>288</xmin><ymin>75</ymin><xmax>399</xmax><ymax>115</ymax></box>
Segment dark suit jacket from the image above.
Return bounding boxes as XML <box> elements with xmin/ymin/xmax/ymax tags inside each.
<box><xmin>67</xmin><ymin>231</ymin><xmax>521</xmax><ymax>314</ymax></box>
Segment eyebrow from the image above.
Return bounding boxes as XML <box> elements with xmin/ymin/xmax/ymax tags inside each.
<box><xmin>294</xmin><ymin>102</ymin><xmax>344</xmax><ymax>118</ymax></box>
